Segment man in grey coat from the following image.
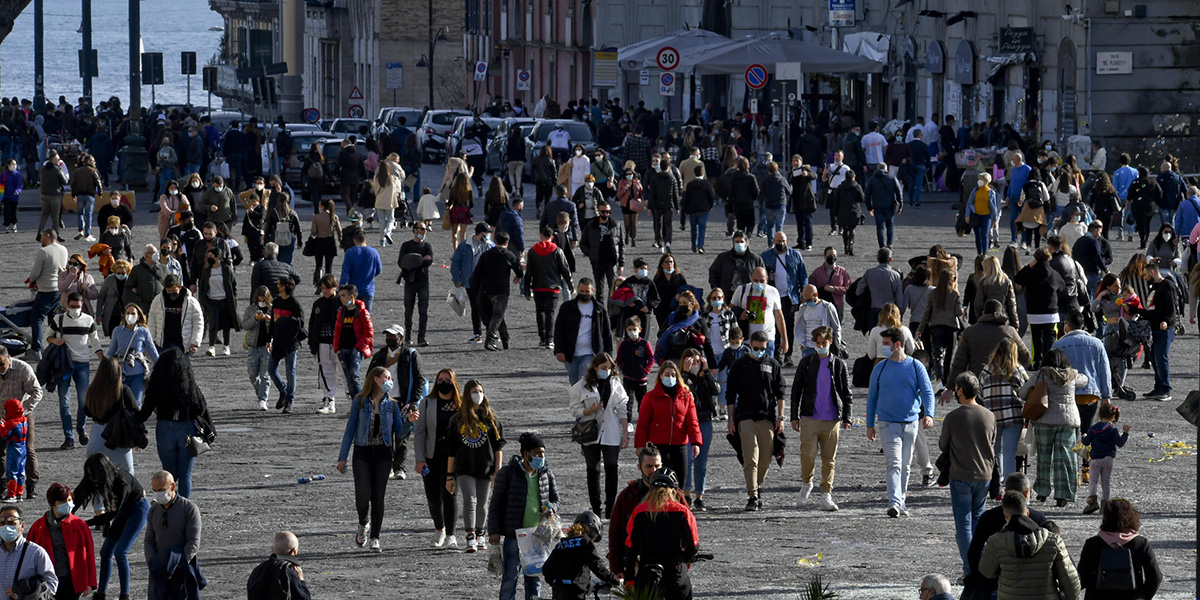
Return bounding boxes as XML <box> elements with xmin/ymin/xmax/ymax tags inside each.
<box><xmin>145</xmin><ymin>471</ymin><xmax>202</xmax><ymax>600</ymax></box>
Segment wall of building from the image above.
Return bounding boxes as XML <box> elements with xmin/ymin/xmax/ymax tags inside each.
<box><xmin>378</xmin><ymin>0</ymin><xmax>469</xmax><ymax>111</ymax></box>
<box><xmin>485</xmin><ymin>0</ymin><xmax>594</xmax><ymax>109</ymax></box>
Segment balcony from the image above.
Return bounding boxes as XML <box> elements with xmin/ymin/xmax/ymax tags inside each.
<box><xmin>209</xmin><ymin>0</ymin><xmax>279</xmax><ymax>18</ymax></box>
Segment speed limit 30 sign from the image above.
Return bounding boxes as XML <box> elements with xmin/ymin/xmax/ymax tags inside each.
<box><xmin>657</xmin><ymin>46</ymin><xmax>679</xmax><ymax>71</ymax></box>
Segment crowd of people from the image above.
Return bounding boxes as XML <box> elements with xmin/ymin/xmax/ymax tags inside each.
<box><xmin>0</xmin><ymin>91</ymin><xmax>1185</xmax><ymax>599</ymax></box>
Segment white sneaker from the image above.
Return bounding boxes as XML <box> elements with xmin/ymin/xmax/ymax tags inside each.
<box><xmin>887</xmin><ymin>504</ymin><xmax>900</xmax><ymax>518</ymax></box>
<box><xmin>445</xmin><ymin>535</ymin><xmax>458</xmax><ymax>549</ymax></box>
<box><xmin>316</xmin><ymin>399</ymin><xmax>336</xmax><ymax>414</ymax></box>
<box><xmin>818</xmin><ymin>493</ymin><xmax>839</xmax><ymax>511</ymax></box>
<box><xmin>221</xmin><ymin>345</ymin><xmax>230</xmax><ymax>356</ymax></box>
<box><xmin>369</xmin><ymin>537</ymin><xmax>381</xmax><ymax>553</ymax></box>
<box><xmin>465</xmin><ymin>533</ymin><xmax>478</xmax><ymax>553</ymax></box>
<box><xmin>205</xmin><ymin>346</ymin><xmax>216</xmax><ymax>356</ymax></box>
<box><xmin>432</xmin><ymin>530</ymin><xmax>447</xmax><ymax>547</ymax></box>
<box><xmin>84</xmin><ymin>235</ymin><xmax>96</xmax><ymax>242</ymax></box>
<box><xmin>798</xmin><ymin>481</ymin><xmax>814</xmax><ymax>506</ymax></box>
<box><xmin>257</xmin><ymin>400</ymin><xmax>268</xmax><ymax>411</ymax></box>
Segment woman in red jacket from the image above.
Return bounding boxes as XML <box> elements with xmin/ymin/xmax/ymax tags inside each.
<box><xmin>634</xmin><ymin>361</ymin><xmax>702</xmax><ymax>483</ymax></box>
<box><xmin>27</xmin><ymin>482</ymin><xmax>98</xmax><ymax>600</ymax></box>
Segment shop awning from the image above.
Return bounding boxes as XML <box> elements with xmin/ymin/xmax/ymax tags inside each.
<box><xmin>681</xmin><ymin>33</ymin><xmax>884</xmax><ymax>75</ymax></box>
<box><xmin>986</xmin><ymin>52</ymin><xmax>1037</xmax><ymax>79</ymax></box>
<box><xmin>616</xmin><ymin>28</ymin><xmax>731</xmax><ymax>71</ymax></box>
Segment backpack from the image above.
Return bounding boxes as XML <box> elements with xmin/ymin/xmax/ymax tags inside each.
<box><xmin>274</xmin><ymin>217</ymin><xmax>295</xmax><ymax>247</ymax></box>
<box><xmin>1023</xmin><ymin>180</ymin><xmax>1048</xmax><ymax>209</ymax></box>
<box><xmin>1095</xmin><ymin>546</ymin><xmax>1137</xmax><ymax>591</ymax></box>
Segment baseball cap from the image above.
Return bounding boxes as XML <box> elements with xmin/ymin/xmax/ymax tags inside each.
<box><xmin>383</xmin><ymin>324</ymin><xmax>405</xmax><ymax>337</ymax></box>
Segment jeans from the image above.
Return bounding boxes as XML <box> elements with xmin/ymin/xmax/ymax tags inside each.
<box><xmin>1005</xmin><ymin>198</ymin><xmax>1021</xmax><ymax>242</ymax></box>
<box><xmin>879</xmin><ymin>420</ymin><xmax>918</xmax><ymax>509</ymax></box>
<box><xmin>246</xmin><ymin>345</ymin><xmax>271</xmax><ymax>404</ymax></box>
<box><xmin>1150</xmin><ymin>328</ymin><xmax>1175</xmax><ymax>394</ymax></box>
<box><xmin>353</xmin><ymin>444</ymin><xmax>392</xmax><ymax>538</ymax></box>
<box><xmin>874</xmin><ymin>211</ymin><xmax>894</xmax><ymax>248</ymax></box>
<box><xmin>98</xmin><ymin>497</ymin><xmax>149</xmax><ymax>596</ymax></box>
<box><xmin>687</xmin><ymin>213</ymin><xmax>709</xmax><ymax>251</ymax></box>
<box><xmin>994</xmin><ymin>424</ymin><xmax>1024</xmax><ymax>482</ymax></box>
<box><xmin>156</xmin><ymin>419</ymin><xmax>195</xmax><ymax>498</ymax></box>
<box><xmin>929</xmin><ymin>325</ymin><xmax>956</xmax><ymax>384</ymax></box>
<box><xmin>764</xmin><ymin>207</ymin><xmax>785</xmax><ymax>238</ymax></box>
<box><xmin>566</xmin><ymin>353</ymin><xmax>594</xmax><ymax>386</ymax></box>
<box><xmin>1157</xmin><ymin>208</ymin><xmax>1176</xmax><ymax>230</ymax></box>
<box><xmin>337</xmin><ymin>348</ymin><xmax>363</xmax><ymax>399</ymax></box>
<box><xmin>29</xmin><ymin>291</ymin><xmax>60</xmax><ymax>354</ymax></box>
<box><xmin>796</xmin><ymin>209</ymin><xmax>814</xmax><ymax>248</ymax></box>
<box><xmin>404</xmin><ymin>283</ymin><xmax>430</xmax><ymax>341</ymax></box>
<box><xmin>974</xmin><ymin>214</ymin><xmax>994</xmax><ymax>255</ymax></box>
<box><xmin>581</xmin><ymin>443</ymin><xmax>621</xmax><ymax>516</ymax></box>
<box><xmin>75</xmin><ymin>195</ymin><xmax>95</xmax><ymax>236</ymax></box>
<box><xmin>360</xmin><ymin>294</ymin><xmax>374</xmax><ymax>313</ymax></box>
<box><xmin>269</xmin><ymin>350</ymin><xmax>298</xmax><ymax>406</ymax></box>
<box><xmin>685</xmin><ymin>420</ymin><xmax>714</xmax><ymax>495</ymax></box>
<box><xmin>157</xmin><ymin>167</ymin><xmax>175</xmax><ymax>198</ymax></box>
<box><xmin>500</xmin><ymin>535</ymin><xmax>541</xmax><ymax>600</ymax></box>
<box><xmin>652</xmin><ymin>210</ymin><xmax>672</xmax><ymax>246</ymax></box>
<box><xmin>909</xmin><ymin>165</ymin><xmax>926</xmax><ymax>206</ymax></box>
<box><xmin>950</xmin><ymin>479</ymin><xmax>990</xmax><ymax>574</ymax></box>
<box><xmin>57</xmin><ymin>359</ymin><xmax>90</xmax><ymax>440</ymax></box>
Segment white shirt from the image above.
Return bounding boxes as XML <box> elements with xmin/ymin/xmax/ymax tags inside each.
<box><xmin>772</xmin><ymin>251</ymin><xmax>789</xmax><ymax>293</ymax></box>
<box><xmin>575</xmin><ymin>300</ymin><xmax>595</xmax><ymax>355</ymax></box>
<box><xmin>861</xmin><ymin>131</ymin><xmax>888</xmax><ymax>165</ymax></box>
<box><xmin>923</xmin><ymin>122</ymin><xmax>939</xmax><ymax>146</ymax></box>
<box><xmin>548</xmin><ymin>129</ymin><xmax>571</xmax><ymax>150</ymax></box>
<box><xmin>827</xmin><ymin>162</ymin><xmax>848</xmax><ymax>189</ymax></box>
<box><xmin>865</xmin><ymin>325</ymin><xmax>916</xmax><ymax>360</ymax></box>
<box><xmin>733</xmin><ymin>284</ymin><xmax>782</xmax><ymax>340</ymax></box>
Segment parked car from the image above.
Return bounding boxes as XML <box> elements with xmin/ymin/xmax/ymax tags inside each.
<box><xmin>198</xmin><ymin>110</ymin><xmax>247</xmax><ymax>135</ymax></box>
<box><xmin>485</xmin><ymin>117</ymin><xmax>539</xmax><ymax>173</ymax></box>
<box><xmin>326</xmin><ymin>118</ymin><xmax>371</xmax><ymax>136</ymax></box>
<box><xmin>282</xmin><ymin>123</ymin><xmax>325</xmax><ymax>134</ymax></box>
<box><xmin>372</xmin><ymin>107</ymin><xmax>425</xmax><ymax>139</ymax></box>
<box><xmin>416</xmin><ymin>109</ymin><xmax>473</xmax><ymax>163</ymax></box>
<box><xmin>523</xmin><ymin>120</ymin><xmax>596</xmax><ymax>178</ymax></box>
<box><xmin>282</xmin><ymin>131</ymin><xmax>340</xmax><ymax>189</ymax></box>
<box><xmin>446</xmin><ymin>116</ymin><xmax>503</xmax><ymax>159</ymax></box>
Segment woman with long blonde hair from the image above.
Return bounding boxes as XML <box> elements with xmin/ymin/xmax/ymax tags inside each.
<box><xmin>975</xmin><ymin>255</ymin><xmax>1019</xmax><ymax>327</ymax></box>
<box><xmin>979</xmin><ymin>339</ymin><xmax>1029</xmax><ymax>478</ymax></box>
<box><xmin>867</xmin><ymin>302</ymin><xmax>915</xmax><ymax>361</ymax></box>
<box><xmin>414</xmin><ymin>368</ymin><xmax>464</xmax><ymax>548</ymax></box>
<box><xmin>624</xmin><ymin>470</ymin><xmax>699</xmax><ymax>598</ymax></box>
<box><xmin>445</xmin><ymin>379</ymin><xmax>504</xmax><ymax>553</ymax></box>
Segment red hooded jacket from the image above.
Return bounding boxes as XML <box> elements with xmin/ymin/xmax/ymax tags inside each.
<box><xmin>27</xmin><ymin>512</ymin><xmax>98</xmax><ymax>594</ymax></box>
<box><xmin>634</xmin><ymin>383</ymin><xmax>702</xmax><ymax>448</ymax></box>
<box><xmin>332</xmin><ymin>299</ymin><xmax>375</xmax><ymax>357</ymax></box>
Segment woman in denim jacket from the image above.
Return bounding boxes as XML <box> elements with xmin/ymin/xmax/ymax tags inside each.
<box><xmin>336</xmin><ymin>366</ymin><xmax>417</xmax><ymax>552</ymax></box>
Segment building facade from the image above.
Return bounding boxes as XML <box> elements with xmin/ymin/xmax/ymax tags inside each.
<box><xmin>208</xmin><ymin>0</ymin><xmax>305</xmax><ymax>120</ymax></box>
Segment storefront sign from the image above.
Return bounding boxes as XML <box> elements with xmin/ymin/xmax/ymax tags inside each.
<box><xmin>999</xmin><ymin>28</ymin><xmax>1034</xmax><ymax>54</ymax></box>
<box><xmin>829</xmin><ymin>0</ymin><xmax>854</xmax><ymax>28</ymax></box>
<box><xmin>954</xmin><ymin>40</ymin><xmax>976</xmax><ymax>85</ymax></box>
<box><xmin>927</xmin><ymin>41</ymin><xmax>945</xmax><ymax>74</ymax></box>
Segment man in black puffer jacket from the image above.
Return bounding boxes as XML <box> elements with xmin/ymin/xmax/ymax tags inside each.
<box><xmin>644</xmin><ymin>160</ymin><xmax>679</xmax><ymax>249</ymax></box>
<box><xmin>728</xmin><ymin>158</ymin><xmax>760</xmax><ymax>234</ymax></box>
<box><xmin>488</xmin><ymin>433</ymin><xmax>559</xmax><ymax>600</ymax></box>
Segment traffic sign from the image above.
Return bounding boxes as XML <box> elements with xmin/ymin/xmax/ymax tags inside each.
<box><xmin>181</xmin><ymin>51</ymin><xmax>197</xmax><ymax>76</ymax></box>
<box><xmin>141</xmin><ymin>52</ymin><xmax>164</xmax><ymax>86</ymax></box>
<box><xmin>386</xmin><ymin>62</ymin><xmax>403</xmax><ymax>90</ymax></box>
<box><xmin>516</xmin><ymin>69</ymin><xmax>531</xmax><ymax>91</ymax></box>
<box><xmin>749</xmin><ymin>98</ymin><xmax>758</xmax><ymax>114</ymax></box>
<box><xmin>302</xmin><ymin>107</ymin><xmax>320</xmax><ymax>124</ymax></box>
<box><xmin>745</xmin><ymin>64</ymin><xmax>767</xmax><ymax>89</ymax></box>
<box><xmin>348</xmin><ymin>86</ymin><xmax>363</xmax><ymax>100</ymax></box>
<box><xmin>656</xmin><ymin>46</ymin><xmax>680</xmax><ymax>71</ymax></box>
<box><xmin>474</xmin><ymin>61</ymin><xmax>488</xmax><ymax>81</ymax></box>
<box><xmin>639</xmin><ymin>70</ymin><xmax>650</xmax><ymax>86</ymax></box>
<box><xmin>659</xmin><ymin>72</ymin><xmax>676</xmax><ymax>96</ymax></box>
<box><xmin>348</xmin><ymin>104</ymin><xmax>364</xmax><ymax>118</ymax></box>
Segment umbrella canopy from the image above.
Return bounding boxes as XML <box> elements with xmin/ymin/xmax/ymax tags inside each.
<box><xmin>683</xmin><ymin>35</ymin><xmax>884</xmax><ymax>75</ymax></box>
<box><xmin>617</xmin><ymin>28</ymin><xmax>731</xmax><ymax>71</ymax></box>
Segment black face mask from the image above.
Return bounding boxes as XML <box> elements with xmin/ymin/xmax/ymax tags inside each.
<box><xmin>825</xmin><ymin>255</ymin><xmax>836</xmax><ymax>265</ymax></box>
<box><xmin>577</xmin><ymin>294</ymin><xmax>592</xmax><ymax>304</ymax></box>
<box><xmin>774</xmin><ymin>244</ymin><xmax>787</xmax><ymax>253</ymax></box>
<box><xmin>165</xmin><ymin>292</ymin><xmax>179</xmax><ymax>301</ymax></box>
<box><xmin>436</xmin><ymin>381</ymin><xmax>455</xmax><ymax>395</ymax></box>
<box><xmin>386</xmin><ymin>339</ymin><xmax>400</xmax><ymax>350</ymax></box>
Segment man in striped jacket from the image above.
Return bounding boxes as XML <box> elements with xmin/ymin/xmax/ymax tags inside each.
<box><xmin>45</xmin><ymin>291</ymin><xmax>102</xmax><ymax>449</ymax></box>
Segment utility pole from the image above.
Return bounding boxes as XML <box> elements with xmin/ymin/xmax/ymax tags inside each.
<box><xmin>33</xmin><ymin>0</ymin><xmax>44</xmax><ymax>110</ymax></box>
<box><xmin>82</xmin><ymin>0</ymin><xmax>93</xmax><ymax>106</ymax></box>
<box><xmin>427</xmin><ymin>0</ymin><xmax>435</xmax><ymax>109</ymax></box>
<box><xmin>128</xmin><ymin>0</ymin><xmax>141</xmax><ymax>114</ymax></box>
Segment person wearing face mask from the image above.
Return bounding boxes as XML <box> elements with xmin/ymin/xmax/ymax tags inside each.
<box><xmin>136</xmin><ymin>349</ymin><xmax>213</xmax><ymax>500</ymax></box>
<box><xmin>265</xmin><ymin>277</ymin><xmax>305</xmax><ymax>413</ymax></box>
<box><xmin>788</xmin><ymin>326</ymin><xmax>852</xmax><ymax>512</ymax></box>
<box><xmin>679</xmin><ymin>349</ymin><xmax>718</xmax><ymax>511</ymax></box>
<box><xmin>469</xmin><ymin>231</ymin><xmax>525</xmax><ymax>352</ymax></box>
<box><xmin>97</xmin><ymin>192</ymin><xmax>133</xmax><ymax>232</ymax></box>
<box><xmin>147</xmin><ymin>274</ymin><xmax>204</xmax><ymax>357</ymax></box>
<box><xmin>650</xmin><ymin>254</ymin><xmax>687</xmax><ymax>334</ymax></box>
<box><xmin>571</xmin><ymin>174</ymin><xmax>605</xmax><ymax>223</ymax></box>
<box><xmin>864</xmin><ymin>327</ymin><xmax>936</xmax><ymax>517</ymax></box>
<box><xmin>198</xmin><ymin>175</ymin><xmax>235</xmax><ymax>232</ymax></box>
<box><xmin>613</xmin><ymin>257</ymin><xmax>657</xmax><ymax>336</ymax></box>
<box><xmin>1146</xmin><ymin>223</ymin><xmax>1181</xmax><ymax>267</ymax></box>
<box><xmin>242</xmin><ymin>286</ymin><xmax>274</xmax><ymax>410</ymax></box>
<box><xmin>27</xmin><ymin>482</ymin><xmax>96</xmax><ymax>600</ymax></box>
<box><xmin>105</xmin><ymin>305</ymin><xmax>159</xmax><ymax>406</ymax></box>
<box><xmin>308</xmin><ymin>275</ymin><xmax>343</xmax><ymax>415</ymax></box>
<box><xmin>69</xmin><ymin>154</ymin><xmax>103</xmax><ymax>242</ymax></box>
<box><xmin>569</xmin><ymin>354</ymin><xmax>629</xmax><ymax>518</ymax></box>
<box><xmin>186</xmin><ymin>222</ymin><xmax>231</xmax><ymax>292</ymax></box>
<box><xmin>96</xmin><ymin>260</ymin><xmax>132</xmax><ymax>336</ymax></box>
<box><xmin>487</xmin><ymin>432</ymin><xmax>559</xmax><ymax>600</ymax></box>
<box><xmin>724</xmin><ymin>330</ymin><xmax>786</xmax><ymax>511</ymax></box>
<box><xmin>681</xmin><ymin>164</ymin><xmax>719</xmax><ymax>256</ymax></box>
<box><xmin>606</xmin><ymin>446</ymin><xmax>662</xmax><ymax>578</ymax></box>
<box><xmin>96</xmin><ymin>215</ymin><xmax>132</xmax><ymax>263</ymax></box>
<box><xmin>142</xmin><ymin>470</ymin><xmax>204</xmax><ymax>598</ymax></box>
<box><xmin>197</xmin><ymin>247</ymin><xmax>239</xmax><ymax>357</ymax></box>
<box><xmin>444</xmin><ymin>379</ymin><xmax>505</xmax><ymax>553</ymax></box>
<box><xmin>0</xmin><ymin>505</ymin><xmax>60</xmax><ymax>597</ymax></box>
<box><xmin>566</xmin><ymin>143</ymin><xmax>590</xmax><ymax>197</ymax></box>
<box><xmin>730</xmin><ymin>267</ymin><xmax>788</xmax><ymax>360</ymax></box>
<box><xmin>57</xmin><ymin>254</ymin><xmax>99</xmax><ymax>316</ymax></box>
<box><xmin>794</xmin><ymin>284</ymin><xmax>842</xmax><ymax>360</ymax></box>
<box><xmin>413</xmin><ymin>368</ymin><xmax>464</xmax><ymax>549</ymax></box>
<box><xmin>554</xmin><ymin>279</ymin><xmax>614</xmax><ymax>384</ymax></box>
<box><xmin>708</xmin><ymin>231</ymin><xmax>765</xmax><ymax>301</ymax></box>
<box><xmin>966</xmin><ymin>172</ymin><xmax>1000</xmax><ymax>256</ymax></box>
<box><xmin>336</xmin><ymin>366</ymin><xmax>415</xmax><ymax>552</ymax></box>
<box><xmin>761</xmin><ymin>231</ymin><xmax>807</xmax><ymax>364</ymax></box>
<box><xmin>578</xmin><ymin>201</ymin><xmax>626</xmax><ymax>305</ymax></box>
<box><xmin>46</xmin><ymin>292</ymin><xmax>103</xmax><ymax>449</ymax></box>
<box><xmin>0</xmin><ymin>158</ymin><xmax>24</xmax><ymax>234</ymax></box>
<box><xmin>332</xmin><ymin>284</ymin><xmax>375</xmax><ymax>401</ymax></box>
<box><xmin>157</xmin><ymin>181</ymin><xmax>184</xmax><ymax>240</ymax></box>
<box><xmin>643</xmin><ymin>156</ymin><xmax>679</xmax><ymax>251</ymax></box>
<box><xmin>615</xmin><ymin>165</ymin><xmax>645</xmax><ymax>247</ymax></box>
<box><xmin>808</xmin><ymin>247</ymin><xmax>851</xmax><ymax>320</ymax></box>
<box><xmin>364</xmin><ymin>325</ymin><xmax>425</xmax><ymax>478</ymax></box>
<box><xmin>36</xmin><ymin>150</ymin><xmax>69</xmax><ymax>241</ymax></box>
<box><xmin>523</xmin><ymin>227</ymin><xmax>574</xmax><ymax>349</ymax></box>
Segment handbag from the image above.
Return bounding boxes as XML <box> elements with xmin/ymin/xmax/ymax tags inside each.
<box><xmin>851</xmin><ymin>355</ymin><xmax>874</xmax><ymax>389</ymax></box>
<box><xmin>1176</xmin><ymin>390</ymin><xmax>1200</xmax><ymax>426</ymax></box>
<box><xmin>441</xmin><ymin>209</ymin><xmax>453</xmax><ymax>231</ymax></box>
<box><xmin>1021</xmin><ymin>380</ymin><xmax>1050</xmax><ymax>421</ymax></box>
<box><xmin>301</xmin><ymin>236</ymin><xmax>318</xmax><ymax>257</ymax></box>
<box><xmin>186</xmin><ymin>430</ymin><xmax>211</xmax><ymax>457</ymax></box>
<box><xmin>10</xmin><ymin>542</ymin><xmax>51</xmax><ymax>600</ymax></box>
<box><xmin>570</xmin><ymin>418</ymin><xmax>600</xmax><ymax>444</ymax></box>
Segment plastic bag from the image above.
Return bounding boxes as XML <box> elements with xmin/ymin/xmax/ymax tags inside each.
<box><xmin>515</xmin><ymin>525</ymin><xmax>557</xmax><ymax>575</ymax></box>
<box><xmin>447</xmin><ymin>288</ymin><xmax>467</xmax><ymax>317</ymax></box>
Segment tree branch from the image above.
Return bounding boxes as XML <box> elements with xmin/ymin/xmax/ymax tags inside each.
<box><xmin>0</xmin><ymin>0</ymin><xmax>33</xmax><ymax>45</ymax></box>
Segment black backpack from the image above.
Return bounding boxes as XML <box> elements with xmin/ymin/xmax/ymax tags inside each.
<box><xmin>1095</xmin><ymin>546</ymin><xmax>1137</xmax><ymax>591</ymax></box>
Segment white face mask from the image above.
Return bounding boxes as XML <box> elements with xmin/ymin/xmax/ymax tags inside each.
<box><xmin>67</xmin><ymin>307</ymin><xmax>82</xmax><ymax>319</ymax></box>
<box><xmin>585</xmin><ymin>182</ymin><xmax>594</xmax><ymax>190</ymax></box>
<box><xmin>255</xmin><ymin>184</ymin><xmax>264</xmax><ymax>191</ymax></box>
<box><xmin>110</xmin><ymin>199</ymin><xmax>120</xmax><ymax>207</ymax></box>
<box><xmin>626</xmin><ymin>330</ymin><xmax>640</xmax><ymax>340</ymax></box>
<box><xmin>214</xmin><ymin>186</ymin><xmax>224</xmax><ymax>193</ymax></box>
<box><xmin>191</xmin><ymin>182</ymin><xmax>201</xmax><ymax>189</ymax></box>
<box><xmin>125</xmin><ymin>313</ymin><xmax>137</xmax><ymax>325</ymax></box>
<box><xmin>169</xmin><ymin>189</ymin><xmax>178</xmax><ymax>195</ymax></box>
<box><xmin>470</xmin><ymin>391</ymin><xmax>485</xmax><ymax>405</ymax></box>
<box><xmin>1163</xmin><ymin>233</ymin><xmax>1173</xmax><ymax>242</ymax></box>
<box><xmin>575</xmin><ymin>150</ymin><xmax>582</xmax><ymax>157</ymax></box>
<box><xmin>151</xmin><ymin>490</ymin><xmax>172</xmax><ymax>505</ymax></box>
<box><xmin>257</xmin><ymin>301</ymin><xmax>268</xmax><ymax>308</ymax></box>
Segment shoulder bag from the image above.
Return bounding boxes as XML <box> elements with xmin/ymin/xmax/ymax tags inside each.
<box><xmin>10</xmin><ymin>541</ymin><xmax>51</xmax><ymax>600</ymax></box>
<box><xmin>1021</xmin><ymin>379</ymin><xmax>1050</xmax><ymax>421</ymax></box>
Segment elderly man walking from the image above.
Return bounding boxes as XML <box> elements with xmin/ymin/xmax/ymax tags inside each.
<box><xmin>865</xmin><ymin>327</ymin><xmax>935</xmax><ymax>517</ymax></box>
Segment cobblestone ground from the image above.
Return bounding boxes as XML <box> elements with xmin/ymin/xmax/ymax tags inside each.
<box><xmin>0</xmin><ymin>172</ymin><xmax>1194</xmax><ymax>599</ymax></box>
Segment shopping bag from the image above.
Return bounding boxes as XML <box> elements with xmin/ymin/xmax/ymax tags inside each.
<box><xmin>514</xmin><ymin>526</ymin><xmax>555</xmax><ymax>576</ymax></box>
<box><xmin>447</xmin><ymin>288</ymin><xmax>467</xmax><ymax>317</ymax></box>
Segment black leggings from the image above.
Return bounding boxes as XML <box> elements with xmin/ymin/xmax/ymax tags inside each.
<box><xmin>536</xmin><ymin>183</ymin><xmax>553</xmax><ymax>212</ymax></box>
<box><xmin>652</xmin><ymin>210</ymin><xmax>672</xmax><ymax>245</ymax></box>
<box><xmin>421</xmin><ymin>450</ymin><xmax>457</xmax><ymax>534</ymax></box>
<box><xmin>928</xmin><ymin>325</ymin><xmax>956</xmax><ymax>383</ymax></box>
<box><xmin>581</xmin><ymin>443</ymin><xmax>620</xmax><ymax>517</ymax></box>
<box><xmin>1022</xmin><ymin>227</ymin><xmax>1042</xmax><ymax>249</ymax></box>
<box><xmin>1030</xmin><ymin>322</ymin><xmax>1058</xmax><ymax>367</ymax></box>
<box><xmin>353</xmin><ymin>444</ymin><xmax>393</xmax><ymax>538</ymax></box>
<box><xmin>658</xmin><ymin>444</ymin><xmax>687</xmax><ymax>486</ymax></box>
<box><xmin>623</xmin><ymin>379</ymin><xmax>647</xmax><ymax>421</ymax></box>
<box><xmin>633</xmin><ymin>559</ymin><xmax>693</xmax><ymax>600</ymax></box>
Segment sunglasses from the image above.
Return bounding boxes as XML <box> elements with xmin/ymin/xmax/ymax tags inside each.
<box><xmin>598</xmin><ymin>211</ymin><xmax>611</xmax><ymax>215</ymax></box>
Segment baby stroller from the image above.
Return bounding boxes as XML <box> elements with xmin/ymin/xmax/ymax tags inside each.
<box><xmin>0</xmin><ymin>299</ymin><xmax>34</xmax><ymax>357</ymax></box>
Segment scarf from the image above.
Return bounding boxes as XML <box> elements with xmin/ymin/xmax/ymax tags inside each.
<box><xmin>1098</xmin><ymin>529</ymin><xmax>1139</xmax><ymax>548</ymax></box>
<box><xmin>654</xmin><ymin>309</ymin><xmax>700</xmax><ymax>365</ymax></box>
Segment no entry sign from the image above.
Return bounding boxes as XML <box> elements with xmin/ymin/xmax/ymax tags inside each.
<box><xmin>745</xmin><ymin>64</ymin><xmax>768</xmax><ymax>89</ymax></box>
<box><xmin>657</xmin><ymin>46</ymin><xmax>680</xmax><ymax>71</ymax></box>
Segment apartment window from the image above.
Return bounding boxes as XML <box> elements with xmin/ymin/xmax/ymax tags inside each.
<box><xmin>466</xmin><ymin>0</ymin><xmax>480</xmax><ymax>33</ymax></box>
<box><xmin>512</xmin><ymin>0</ymin><xmax>522</xmax><ymax>36</ymax></box>
<box><xmin>320</xmin><ymin>40</ymin><xmax>339</xmax><ymax>115</ymax></box>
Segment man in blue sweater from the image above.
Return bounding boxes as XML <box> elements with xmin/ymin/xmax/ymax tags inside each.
<box><xmin>865</xmin><ymin>327</ymin><xmax>935</xmax><ymax>517</ymax></box>
<box><xmin>339</xmin><ymin>230</ymin><xmax>383</xmax><ymax>312</ymax></box>
<box><xmin>1005</xmin><ymin>154</ymin><xmax>1032</xmax><ymax>244</ymax></box>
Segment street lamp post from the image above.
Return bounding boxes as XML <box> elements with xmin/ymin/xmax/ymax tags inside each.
<box><xmin>423</xmin><ymin>0</ymin><xmax>450</xmax><ymax>109</ymax></box>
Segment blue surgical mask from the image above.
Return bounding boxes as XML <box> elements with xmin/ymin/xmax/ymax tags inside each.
<box><xmin>0</xmin><ymin>526</ymin><xmax>17</xmax><ymax>543</ymax></box>
<box><xmin>805</xmin><ymin>299</ymin><xmax>817</xmax><ymax>307</ymax></box>
<box><xmin>663</xmin><ymin>268</ymin><xmax>674</xmax><ymax>275</ymax></box>
<box><xmin>636</xmin><ymin>268</ymin><xmax>649</xmax><ymax>278</ymax></box>
<box><xmin>380</xmin><ymin>379</ymin><xmax>395</xmax><ymax>395</ymax></box>
<box><xmin>751</xmin><ymin>282</ymin><xmax>766</xmax><ymax>293</ymax></box>
<box><xmin>710</xmin><ymin>299</ymin><xmax>724</xmax><ymax>308</ymax></box>
<box><xmin>597</xmin><ymin>369</ymin><xmax>611</xmax><ymax>380</ymax></box>
<box><xmin>115</xmin><ymin>274</ymin><xmax>127</xmax><ymax>281</ymax></box>
<box><xmin>750</xmin><ymin>348</ymin><xmax>766</xmax><ymax>360</ymax></box>
<box><xmin>734</xmin><ymin>242</ymin><xmax>747</xmax><ymax>253</ymax></box>
<box><xmin>344</xmin><ymin>299</ymin><xmax>355</xmax><ymax>308</ymax></box>
<box><xmin>815</xmin><ymin>346</ymin><xmax>830</xmax><ymax>357</ymax></box>
<box><xmin>661</xmin><ymin>376</ymin><xmax>677</xmax><ymax>388</ymax></box>
<box><xmin>55</xmin><ymin>501</ymin><xmax>73</xmax><ymax>517</ymax></box>
<box><xmin>529</xmin><ymin>456</ymin><xmax>546</xmax><ymax>470</ymax></box>
<box><xmin>416</xmin><ymin>233</ymin><xmax>426</xmax><ymax>242</ymax></box>
<box><xmin>880</xmin><ymin>345</ymin><xmax>894</xmax><ymax>358</ymax></box>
